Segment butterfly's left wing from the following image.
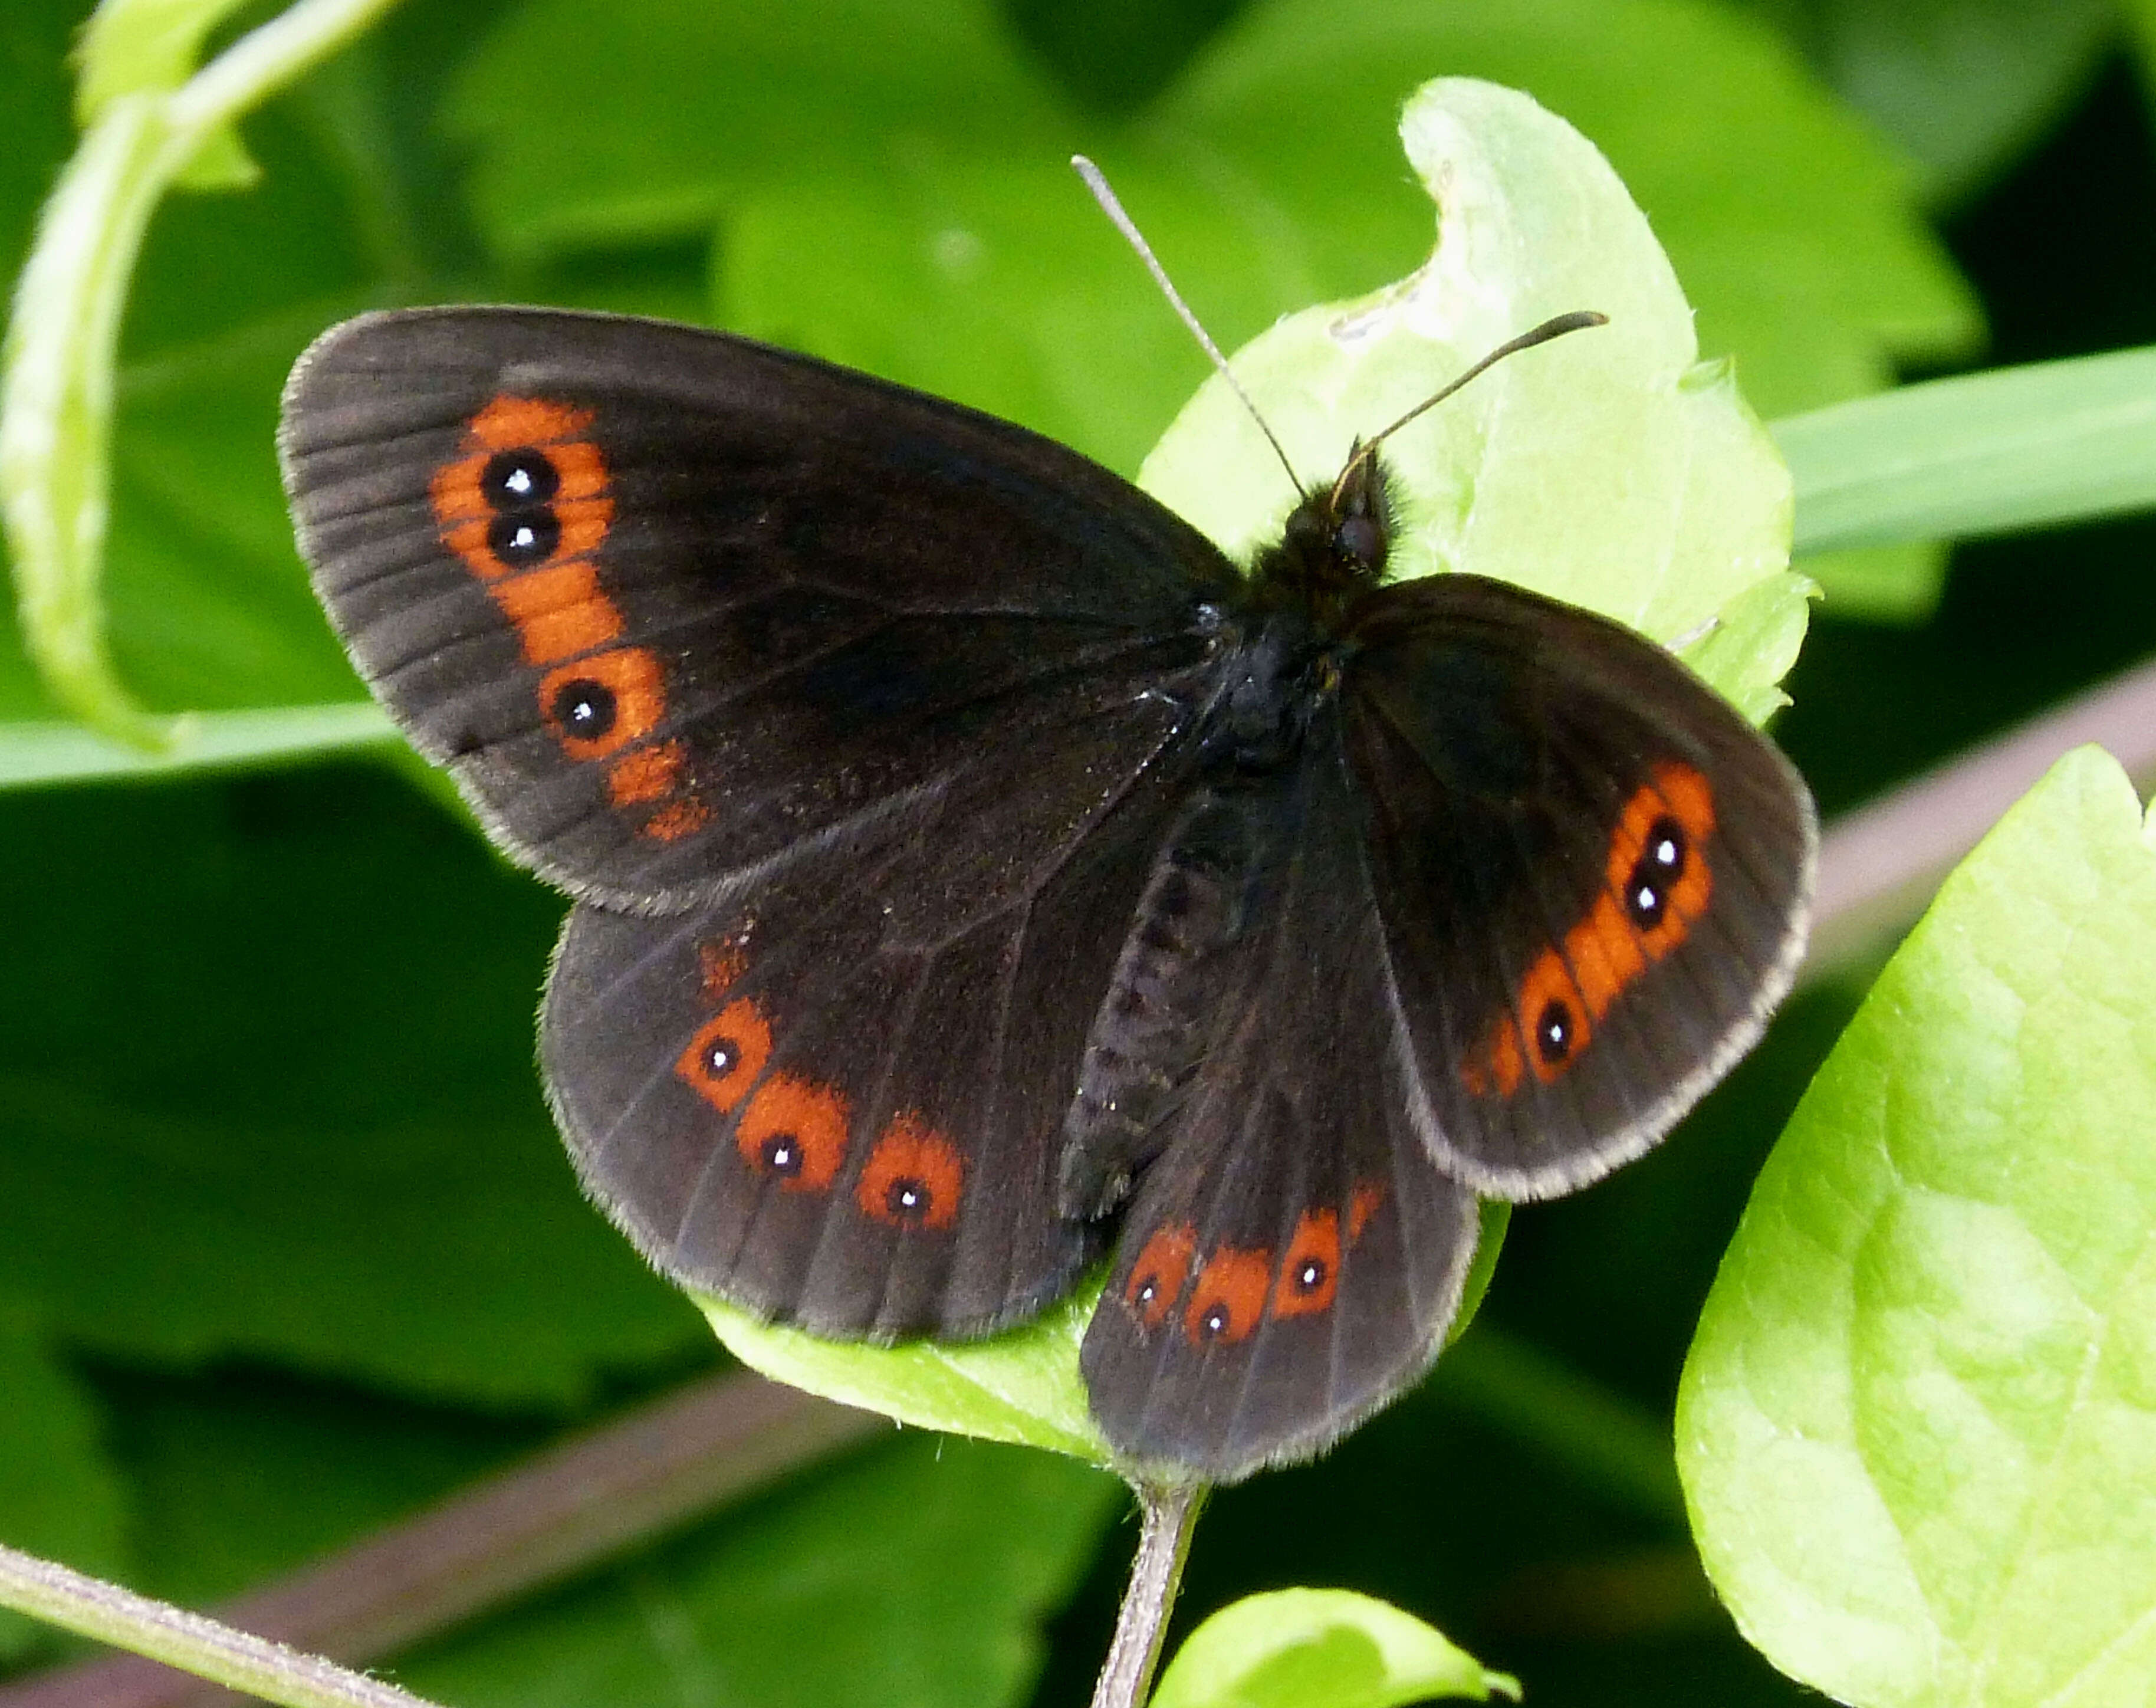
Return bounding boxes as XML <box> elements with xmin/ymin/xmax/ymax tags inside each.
<box><xmin>1340</xmin><ymin>574</ymin><xmax>1816</xmax><ymax>1200</ymax></box>
<box><xmin>1077</xmin><ymin>704</ymin><xmax>1482</xmax><ymax>1479</ymax></box>
<box><xmin>542</xmin><ymin>722</ymin><xmax>1205</xmax><ymax>1339</ymax></box>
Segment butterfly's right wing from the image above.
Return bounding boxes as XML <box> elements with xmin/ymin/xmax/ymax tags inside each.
<box><xmin>280</xmin><ymin>307</ymin><xmax>1241</xmax><ymax>917</ymax></box>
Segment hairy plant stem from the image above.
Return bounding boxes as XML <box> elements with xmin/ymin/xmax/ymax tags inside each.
<box><xmin>0</xmin><ymin>1545</ymin><xmax>439</xmax><ymax>1708</ymax></box>
<box><xmin>1091</xmin><ymin>1479</ymin><xmax>1208</xmax><ymax>1708</ymax></box>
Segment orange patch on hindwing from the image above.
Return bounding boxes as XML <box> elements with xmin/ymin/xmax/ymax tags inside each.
<box><xmin>428</xmin><ymin>392</ymin><xmax>706</xmax><ymax>842</ymax></box>
<box><xmin>1184</xmin><ymin>1246</ymin><xmax>1273</xmax><ymax>1345</ymax></box>
<box><xmin>1460</xmin><ymin>761</ymin><xmax>1719</xmax><ymax>1099</ymax></box>
<box><xmin>1125</xmin><ymin>1224</ymin><xmax>1197</xmax><ymax>1329</ymax></box>
<box><xmin>856</xmin><ymin>1114</ymin><xmax>964</xmax><ymax>1231</ymax></box>
<box><xmin>675</xmin><ymin>998</ymin><xmax>773</xmax><ymax>1114</ymax></box>
<box><xmin>698</xmin><ymin>935</ymin><xmax>750</xmax><ymax>999</ymax></box>
<box><xmin>738</xmin><ymin>1074</ymin><xmax>850</xmax><ymax>1193</ymax></box>
<box><xmin>1271</xmin><ymin>1210</ymin><xmax>1342</xmax><ymax>1319</ymax></box>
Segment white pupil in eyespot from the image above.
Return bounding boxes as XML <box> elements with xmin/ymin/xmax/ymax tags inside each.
<box><xmin>504</xmin><ymin>467</ymin><xmax>534</xmax><ymax>497</ymax></box>
<box><xmin>1655</xmin><ymin>836</ymin><xmax>1680</xmax><ymax>866</ymax></box>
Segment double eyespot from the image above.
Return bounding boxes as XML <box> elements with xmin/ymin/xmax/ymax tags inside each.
<box><xmin>1461</xmin><ymin>761</ymin><xmax>1718</xmax><ymax>1098</ymax></box>
<box><xmin>672</xmin><ymin>943</ymin><xmax>966</xmax><ymax>1230</ymax></box>
<box><xmin>1123</xmin><ymin>1183</ymin><xmax>1386</xmax><ymax>1344</ymax></box>
<box><xmin>429</xmin><ymin>395</ymin><xmax>709</xmax><ymax>843</ymax></box>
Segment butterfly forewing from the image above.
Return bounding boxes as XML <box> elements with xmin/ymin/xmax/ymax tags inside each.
<box><xmin>1340</xmin><ymin>575</ymin><xmax>1816</xmax><ymax>1198</ymax></box>
<box><xmin>278</xmin><ymin>307</ymin><xmax>1239</xmax><ymax>912</ymax></box>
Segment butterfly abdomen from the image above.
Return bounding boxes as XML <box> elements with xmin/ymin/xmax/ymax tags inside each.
<box><xmin>1058</xmin><ymin>784</ymin><xmax>1280</xmax><ymax>1221</ymax></box>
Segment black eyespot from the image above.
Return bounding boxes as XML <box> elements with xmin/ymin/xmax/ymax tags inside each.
<box><xmin>1201</xmin><ymin>1305</ymin><xmax>1232</xmax><ymax>1338</ymax></box>
<box><xmin>760</xmin><ymin>1134</ymin><xmax>803</xmax><ymax>1177</ymax></box>
<box><xmin>1626</xmin><ymin>816</ymin><xmax>1687</xmax><ymax>927</ymax></box>
<box><xmin>1294</xmin><ymin>1258</ymin><xmax>1327</xmax><ymax>1293</ymax></box>
<box><xmin>551</xmin><ymin>678</ymin><xmax>617</xmax><ymax>741</ymax></box>
<box><xmin>488</xmin><ymin>507</ymin><xmax>561</xmax><ymax>567</ymax></box>
<box><xmin>885</xmin><ymin>1177</ymin><xmax>929</xmax><ymax>1222</ymax></box>
<box><xmin>1536</xmin><ymin>999</ymin><xmax>1575</xmax><ymax>1064</ymax></box>
<box><xmin>1135</xmin><ymin>1278</ymin><xmax>1159</xmax><ymax>1306</ymax></box>
<box><xmin>482</xmin><ymin>449</ymin><xmax>560</xmax><ymax>508</ymax></box>
<box><xmin>704</xmin><ymin>1038</ymin><xmax>737</xmax><ymax>1078</ymax></box>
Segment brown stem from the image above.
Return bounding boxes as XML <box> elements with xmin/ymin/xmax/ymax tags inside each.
<box><xmin>1799</xmin><ymin>652</ymin><xmax>2156</xmax><ymax>979</ymax></box>
<box><xmin>0</xmin><ymin>1371</ymin><xmax>880</xmax><ymax>1708</ymax></box>
<box><xmin>1090</xmin><ymin>1480</ymin><xmax>1208</xmax><ymax>1708</ymax></box>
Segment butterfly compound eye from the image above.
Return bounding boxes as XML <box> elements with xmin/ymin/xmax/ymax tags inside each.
<box><xmin>1335</xmin><ymin>513</ymin><xmax>1384</xmax><ymax>569</ymax></box>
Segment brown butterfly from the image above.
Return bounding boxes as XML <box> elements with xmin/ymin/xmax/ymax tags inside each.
<box><xmin>278</xmin><ymin>305</ymin><xmax>1812</xmax><ymax>1479</ymax></box>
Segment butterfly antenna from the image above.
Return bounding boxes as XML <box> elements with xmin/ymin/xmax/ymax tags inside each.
<box><xmin>1072</xmin><ymin>154</ymin><xmax>1307</xmax><ymax>497</ymax></box>
<box><xmin>1329</xmin><ymin>310</ymin><xmax>1608</xmax><ymax>511</ymax></box>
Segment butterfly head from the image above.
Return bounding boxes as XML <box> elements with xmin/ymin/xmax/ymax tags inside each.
<box><xmin>1250</xmin><ymin>445</ymin><xmax>1395</xmax><ymax>626</ymax></box>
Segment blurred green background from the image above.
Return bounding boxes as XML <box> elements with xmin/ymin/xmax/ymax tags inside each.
<box><xmin>2</xmin><ymin>1</ymin><xmax>2154</xmax><ymax>1704</ymax></box>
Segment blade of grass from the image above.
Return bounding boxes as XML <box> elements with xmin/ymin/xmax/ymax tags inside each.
<box><xmin>1779</xmin><ymin>344</ymin><xmax>2156</xmax><ymax>556</ymax></box>
<box><xmin>0</xmin><ymin>703</ymin><xmax>393</xmax><ymax>787</ymax></box>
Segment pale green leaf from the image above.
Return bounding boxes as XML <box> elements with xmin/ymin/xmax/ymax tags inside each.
<box><xmin>1143</xmin><ymin>77</ymin><xmax>1800</xmax><ymax>721</ymax></box>
<box><xmin>1678</xmin><ymin>745</ymin><xmax>2156</xmax><ymax>1708</ymax></box>
<box><xmin>1150</xmin><ymin>1589</ymin><xmax>1517</xmax><ymax>1708</ymax></box>
<box><xmin>702</xmin><ymin>1281</ymin><xmax>1112</xmax><ymax>1466</ymax></box>
<box><xmin>75</xmin><ymin>0</ymin><xmax>259</xmax><ymax>189</ymax></box>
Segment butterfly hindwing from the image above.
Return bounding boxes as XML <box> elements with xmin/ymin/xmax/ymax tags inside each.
<box><xmin>543</xmin><ymin>720</ymin><xmax>1207</xmax><ymax>1339</ymax></box>
<box><xmin>278</xmin><ymin>306</ymin><xmax>1238</xmax><ymax>913</ymax></box>
<box><xmin>1340</xmin><ymin>574</ymin><xmax>1816</xmax><ymax>1199</ymax></box>
<box><xmin>1077</xmin><ymin>704</ymin><xmax>1481</xmax><ymax>1478</ymax></box>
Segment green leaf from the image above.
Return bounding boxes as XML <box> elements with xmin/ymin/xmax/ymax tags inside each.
<box><xmin>0</xmin><ymin>1321</ymin><xmax>129</xmax><ymax>1663</ymax></box>
<box><xmin>1144</xmin><ymin>78</ymin><xmax>1802</xmax><ymax>720</ymax></box>
<box><xmin>75</xmin><ymin>0</ymin><xmax>259</xmax><ymax>189</ymax></box>
<box><xmin>1150</xmin><ymin>1588</ymin><xmax>1518</xmax><ymax>1708</ymax></box>
<box><xmin>718</xmin><ymin>144</ymin><xmax>1299</xmax><ymax>475</ymax></box>
<box><xmin>1678</xmin><ymin>745</ymin><xmax>2156</xmax><ymax>1707</ymax></box>
<box><xmin>444</xmin><ymin>0</ymin><xmax>1073</xmax><ymax>261</ymax></box>
<box><xmin>0</xmin><ymin>766</ymin><xmax>706</xmax><ymax>1407</ymax></box>
<box><xmin>1779</xmin><ymin>344</ymin><xmax>2156</xmax><ymax>556</ymax></box>
<box><xmin>1737</xmin><ymin>0</ymin><xmax>2110</xmax><ymax>206</ymax></box>
<box><xmin>702</xmin><ymin>1281</ymin><xmax>1113</xmax><ymax>1467</ymax></box>
<box><xmin>395</xmin><ymin>1434</ymin><xmax>1120</xmax><ymax>1708</ymax></box>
